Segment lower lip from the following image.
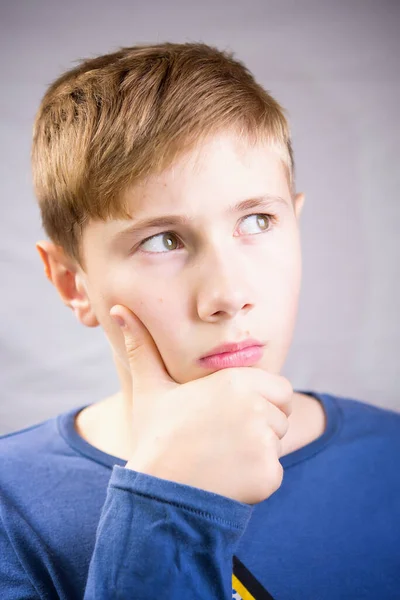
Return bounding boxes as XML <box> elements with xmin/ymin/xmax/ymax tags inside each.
<box><xmin>198</xmin><ymin>345</ymin><xmax>264</xmax><ymax>370</ymax></box>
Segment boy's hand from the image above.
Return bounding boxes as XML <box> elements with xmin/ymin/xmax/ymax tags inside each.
<box><xmin>110</xmin><ymin>305</ymin><xmax>293</xmax><ymax>505</ymax></box>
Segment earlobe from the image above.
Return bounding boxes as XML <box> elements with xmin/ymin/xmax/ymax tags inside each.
<box><xmin>72</xmin><ymin>276</ymin><xmax>100</xmax><ymax>328</ymax></box>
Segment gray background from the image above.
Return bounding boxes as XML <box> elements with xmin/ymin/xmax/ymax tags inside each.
<box><xmin>1</xmin><ymin>0</ymin><xmax>399</xmax><ymax>435</ymax></box>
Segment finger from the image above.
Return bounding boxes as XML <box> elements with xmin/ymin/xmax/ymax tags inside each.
<box><xmin>263</xmin><ymin>400</ymin><xmax>290</xmax><ymax>440</ymax></box>
<box><xmin>110</xmin><ymin>304</ymin><xmax>174</xmax><ymax>396</ymax></box>
<box><xmin>247</xmin><ymin>368</ymin><xmax>293</xmax><ymax>418</ymax></box>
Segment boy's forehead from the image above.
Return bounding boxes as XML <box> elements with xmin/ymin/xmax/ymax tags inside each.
<box><xmin>121</xmin><ymin>134</ymin><xmax>288</xmax><ymax>214</ymax></box>
<box><xmin>80</xmin><ymin>147</ymin><xmax>290</xmax><ymax>271</ymax></box>
<box><xmin>81</xmin><ymin>132</ymin><xmax>290</xmax><ymax>251</ymax></box>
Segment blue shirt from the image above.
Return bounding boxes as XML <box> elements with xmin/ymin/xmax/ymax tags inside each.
<box><xmin>1</xmin><ymin>390</ymin><xmax>399</xmax><ymax>599</ymax></box>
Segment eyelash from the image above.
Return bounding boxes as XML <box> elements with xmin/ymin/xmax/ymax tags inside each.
<box><xmin>136</xmin><ymin>212</ymin><xmax>278</xmax><ymax>255</ymax></box>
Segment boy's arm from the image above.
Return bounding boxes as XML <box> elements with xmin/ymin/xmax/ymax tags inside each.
<box><xmin>0</xmin><ymin>465</ymin><xmax>251</xmax><ymax>599</ymax></box>
<box><xmin>83</xmin><ymin>465</ymin><xmax>253</xmax><ymax>599</ymax></box>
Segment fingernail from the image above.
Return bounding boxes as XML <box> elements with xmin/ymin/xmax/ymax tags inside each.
<box><xmin>111</xmin><ymin>314</ymin><xmax>126</xmax><ymax>328</ymax></box>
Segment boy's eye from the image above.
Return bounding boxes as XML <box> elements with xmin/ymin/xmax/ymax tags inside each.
<box><xmin>140</xmin><ymin>232</ymin><xmax>182</xmax><ymax>254</ymax></box>
<box><xmin>138</xmin><ymin>213</ymin><xmax>275</xmax><ymax>254</ymax></box>
<box><xmin>239</xmin><ymin>213</ymin><xmax>272</xmax><ymax>235</ymax></box>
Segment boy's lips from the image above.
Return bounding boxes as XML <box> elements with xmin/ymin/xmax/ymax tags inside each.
<box><xmin>199</xmin><ymin>338</ymin><xmax>264</xmax><ymax>359</ymax></box>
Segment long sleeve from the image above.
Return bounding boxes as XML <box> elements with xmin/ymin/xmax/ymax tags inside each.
<box><xmin>83</xmin><ymin>465</ymin><xmax>254</xmax><ymax>599</ymax></box>
<box><xmin>0</xmin><ymin>523</ymin><xmax>41</xmax><ymax>599</ymax></box>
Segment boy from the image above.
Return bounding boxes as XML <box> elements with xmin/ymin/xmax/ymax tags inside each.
<box><xmin>0</xmin><ymin>41</ymin><xmax>399</xmax><ymax>599</ymax></box>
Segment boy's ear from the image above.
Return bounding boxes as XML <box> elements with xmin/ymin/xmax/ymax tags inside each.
<box><xmin>35</xmin><ymin>240</ymin><xmax>99</xmax><ymax>328</ymax></box>
<box><xmin>294</xmin><ymin>192</ymin><xmax>305</xmax><ymax>219</ymax></box>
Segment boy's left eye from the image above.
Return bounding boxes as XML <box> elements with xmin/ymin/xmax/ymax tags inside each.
<box><xmin>239</xmin><ymin>213</ymin><xmax>272</xmax><ymax>235</ymax></box>
<box><xmin>138</xmin><ymin>213</ymin><xmax>275</xmax><ymax>254</ymax></box>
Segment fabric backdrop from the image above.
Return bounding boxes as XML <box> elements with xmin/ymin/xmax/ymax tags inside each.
<box><xmin>1</xmin><ymin>0</ymin><xmax>399</xmax><ymax>434</ymax></box>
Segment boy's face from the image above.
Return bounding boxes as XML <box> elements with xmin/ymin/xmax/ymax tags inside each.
<box><xmin>46</xmin><ymin>130</ymin><xmax>304</xmax><ymax>385</ymax></box>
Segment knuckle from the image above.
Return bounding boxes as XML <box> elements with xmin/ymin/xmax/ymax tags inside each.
<box><xmin>258</xmin><ymin>459</ymin><xmax>283</xmax><ymax>498</ymax></box>
<box><xmin>279</xmin><ymin>376</ymin><xmax>293</xmax><ymax>399</ymax></box>
<box><xmin>263</xmin><ymin>408</ymin><xmax>288</xmax><ymax>440</ymax></box>
<box><xmin>270</xmin><ymin>459</ymin><xmax>284</xmax><ymax>489</ymax></box>
<box><xmin>249</xmin><ymin>432</ymin><xmax>284</xmax><ymax>498</ymax></box>
<box><xmin>275</xmin><ymin>378</ymin><xmax>293</xmax><ymax>417</ymax></box>
<box><xmin>286</xmin><ymin>381</ymin><xmax>294</xmax><ymax>399</ymax></box>
<box><xmin>253</xmin><ymin>397</ymin><xmax>265</xmax><ymax>414</ymax></box>
<box><xmin>263</xmin><ymin>426</ymin><xmax>277</xmax><ymax>445</ymax></box>
<box><xmin>278</xmin><ymin>413</ymin><xmax>289</xmax><ymax>438</ymax></box>
<box><xmin>256</xmin><ymin>427</ymin><xmax>279</xmax><ymax>456</ymax></box>
<box><xmin>285</xmin><ymin>400</ymin><xmax>293</xmax><ymax>418</ymax></box>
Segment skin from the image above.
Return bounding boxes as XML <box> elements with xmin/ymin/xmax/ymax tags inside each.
<box><xmin>37</xmin><ymin>130</ymin><xmax>326</xmax><ymax>460</ymax></box>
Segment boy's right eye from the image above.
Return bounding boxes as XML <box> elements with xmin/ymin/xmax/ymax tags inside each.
<box><xmin>138</xmin><ymin>232</ymin><xmax>183</xmax><ymax>254</ymax></box>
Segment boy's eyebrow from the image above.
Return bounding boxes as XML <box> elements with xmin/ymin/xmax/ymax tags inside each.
<box><xmin>112</xmin><ymin>194</ymin><xmax>288</xmax><ymax>240</ymax></box>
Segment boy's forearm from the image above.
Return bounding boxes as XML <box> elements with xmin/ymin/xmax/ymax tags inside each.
<box><xmin>83</xmin><ymin>465</ymin><xmax>253</xmax><ymax>599</ymax></box>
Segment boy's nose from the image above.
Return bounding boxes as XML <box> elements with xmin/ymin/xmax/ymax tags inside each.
<box><xmin>195</xmin><ymin>255</ymin><xmax>254</xmax><ymax>321</ymax></box>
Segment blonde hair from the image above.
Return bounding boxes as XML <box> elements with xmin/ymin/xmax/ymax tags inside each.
<box><xmin>31</xmin><ymin>42</ymin><xmax>295</xmax><ymax>271</ymax></box>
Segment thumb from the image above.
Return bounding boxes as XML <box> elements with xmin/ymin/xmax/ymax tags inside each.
<box><xmin>110</xmin><ymin>304</ymin><xmax>174</xmax><ymax>396</ymax></box>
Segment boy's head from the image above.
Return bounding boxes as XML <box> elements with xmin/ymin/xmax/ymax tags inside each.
<box><xmin>34</xmin><ymin>42</ymin><xmax>305</xmax><ymax>386</ymax></box>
